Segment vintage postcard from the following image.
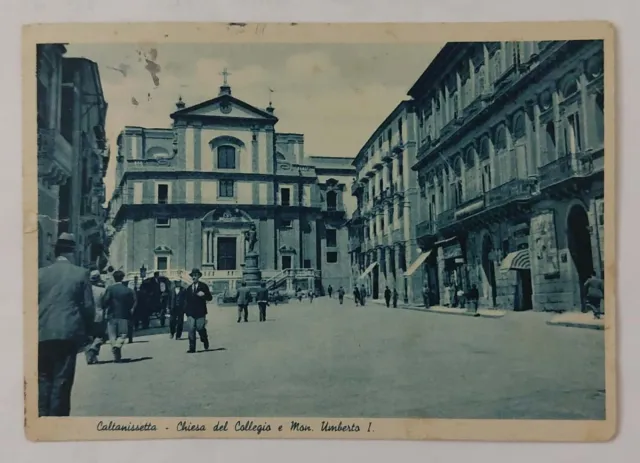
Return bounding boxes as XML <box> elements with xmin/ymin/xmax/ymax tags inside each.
<box><xmin>24</xmin><ymin>22</ymin><xmax>617</xmax><ymax>442</ymax></box>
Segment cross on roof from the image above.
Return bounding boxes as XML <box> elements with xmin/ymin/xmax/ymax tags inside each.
<box><xmin>220</xmin><ymin>67</ymin><xmax>232</xmax><ymax>86</ymax></box>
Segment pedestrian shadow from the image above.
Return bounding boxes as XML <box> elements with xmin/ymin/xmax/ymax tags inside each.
<box><xmin>127</xmin><ymin>340</ymin><xmax>149</xmax><ymax>344</ymax></box>
<box><xmin>196</xmin><ymin>348</ymin><xmax>226</xmax><ymax>354</ymax></box>
<box><xmin>95</xmin><ymin>356</ymin><xmax>153</xmax><ymax>364</ymax></box>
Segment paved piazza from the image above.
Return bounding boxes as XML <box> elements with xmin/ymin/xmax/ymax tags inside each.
<box><xmin>71</xmin><ymin>297</ymin><xmax>606</xmax><ymax>420</ymax></box>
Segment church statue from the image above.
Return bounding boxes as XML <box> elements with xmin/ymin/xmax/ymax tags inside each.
<box><xmin>244</xmin><ymin>224</ymin><xmax>258</xmax><ymax>253</ymax></box>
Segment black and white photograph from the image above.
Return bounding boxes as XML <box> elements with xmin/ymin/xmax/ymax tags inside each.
<box><xmin>25</xmin><ymin>22</ymin><xmax>616</xmax><ymax>442</ymax></box>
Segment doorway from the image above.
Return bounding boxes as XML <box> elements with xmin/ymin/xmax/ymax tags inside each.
<box><xmin>567</xmin><ymin>205</ymin><xmax>594</xmax><ymax>309</ymax></box>
<box><xmin>515</xmin><ymin>269</ymin><xmax>533</xmax><ymax>311</ymax></box>
<box><xmin>217</xmin><ymin>237</ymin><xmax>237</xmax><ymax>270</ymax></box>
<box><xmin>482</xmin><ymin>234</ymin><xmax>497</xmax><ymax>307</ymax></box>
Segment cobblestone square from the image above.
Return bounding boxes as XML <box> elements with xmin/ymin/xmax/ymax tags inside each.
<box><xmin>71</xmin><ymin>297</ymin><xmax>605</xmax><ymax>420</ymax></box>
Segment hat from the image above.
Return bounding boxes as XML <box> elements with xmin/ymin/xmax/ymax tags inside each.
<box><xmin>55</xmin><ymin>232</ymin><xmax>76</xmax><ymax>248</ymax></box>
<box><xmin>189</xmin><ymin>268</ymin><xmax>202</xmax><ymax>277</ymax></box>
<box><xmin>90</xmin><ymin>270</ymin><xmax>101</xmax><ymax>282</ymax></box>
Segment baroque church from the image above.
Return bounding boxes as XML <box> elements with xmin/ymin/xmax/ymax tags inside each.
<box><xmin>107</xmin><ymin>73</ymin><xmax>356</xmax><ymax>294</ymax></box>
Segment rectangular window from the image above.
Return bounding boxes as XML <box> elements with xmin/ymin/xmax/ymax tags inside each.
<box><xmin>156</xmin><ymin>217</ymin><xmax>170</xmax><ymax>227</ymax></box>
<box><xmin>156</xmin><ymin>256</ymin><xmax>168</xmax><ymax>271</ymax></box>
<box><xmin>303</xmin><ymin>259</ymin><xmax>312</xmax><ymax>269</ymax></box>
<box><xmin>157</xmin><ymin>184</ymin><xmax>169</xmax><ymax>204</ymax></box>
<box><xmin>217</xmin><ymin>146</ymin><xmax>236</xmax><ymax>169</ymax></box>
<box><xmin>281</xmin><ymin>219</ymin><xmax>293</xmax><ymax>229</ymax></box>
<box><xmin>326</xmin><ymin>229</ymin><xmax>337</xmax><ymax>247</ymax></box>
<box><xmin>282</xmin><ymin>255</ymin><xmax>292</xmax><ymax>269</ymax></box>
<box><xmin>326</xmin><ymin>251</ymin><xmax>338</xmax><ymax>263</ymax></box>
<box><xmin>280</xmin><ymin>187</ymin><xmax>291</xmax><ymax>206</ymax></box>
<box><xmin>219</xmin><ymin>180</ymin><xmax>234</xmax><ymax>198</ymax></box>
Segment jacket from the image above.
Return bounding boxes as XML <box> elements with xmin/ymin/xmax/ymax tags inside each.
<box><xmin>103</xmin><ymin>282</ymin><xmax>137</xmax><ymax>320</ymax></box>
<box><xmin>584</xmin><ymin>277</ymin><xmax>604</xmax><ymax>299</ymax></box>
<box><xmin>91</xmin><ymin>284</ymin><xmax>107</xmax><ymax>322</ymax></box>
<box><xmin>171</xmin><ymin>287</ymin><xmax>186</xmax><ymax>313</ymax></box>
<box><xmin>236</xmin><ymin>286</ymin><xmax>252</xmax><ymax>305</ymax></box>
<box><xmin>38</xmin><ymin>258</ymin><xmax>95</xmax><ymax>344</ymax></box>
<box><xmin>184</xmin><ymin>282</ymin><xmax>213</xmax><ymax>318</ymax></box>
<box><xmin>256</xmin><ymin>288</ymin><xmax>269</xmax><ymax>303</ymax></box>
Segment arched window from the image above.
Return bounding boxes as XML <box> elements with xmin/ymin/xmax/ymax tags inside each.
<box><xmin>326</xmin><ymin>190</ymin><xmax>337</xmax><ymax>211</ymax></box>
<box><xmin>451</xmin><ymin>157</ymin><xmax>464</xmax><ymax>206</ymax></box>
<box><xmin>464</xmin><ymin>147</ymin><xmax>478</xmax><ymax>200</ymax></box>
<box><xmin>494</xmin><ymin>125</ymin><xmax>510</xmax><ymax>185</ymax></box>
<box><xmin>217</xmin><ymin>145</ymin><xmax>236</xmax><ymax>169</ymax></box>
<box><xmin>561</xmin><ymin>76</ymin><xmax>579</xmax><ymax>100</ymax></box>
<box><xmin>475</xmin><ymin>65</ymin><xmax>485</xmax><ymax>97</ymax></box>
<box><xmin>512</xmin><ymin>113</ymin><xmax>527</xmax><ymax>179</ymax></box>
<box><xmin>492</xmin><ymin>49</ymin><xmax>502</xmax><ymax>82</ymax></box>
<box><xmin>479</xmin><ymin>137</ymin><xmax>492</xmax><ymax>192</ymax></box>
<box><xmin>542</xmin><ymin>121</ymin><xmax>556</xmax><ymax>166</ymax></box>
<box><xmin>594</xmin><ymin>92</ymin><xmax>604</xmax><ymax>146</ymax></box>
<box><xmin>146</xmin><ymin>146</ymin><xmax>171</xmax><ymax>159</ymax></box>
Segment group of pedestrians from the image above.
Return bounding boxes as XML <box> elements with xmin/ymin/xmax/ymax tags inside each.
<box><xmin>38</xmin><ymin>233</ymin><xmax>138</xmax><ymax>417</ymax></box>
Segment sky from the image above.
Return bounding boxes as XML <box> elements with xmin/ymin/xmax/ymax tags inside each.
<box><xmin>65</xmin><ymin>42</ymin><xmax>443</xmax><ymax>198</ymax></box>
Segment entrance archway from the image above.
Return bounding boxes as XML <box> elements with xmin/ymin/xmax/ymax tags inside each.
<box><xmin>481</xmin><ymin>234</ymin><xmax>497</xmax><ymax>307</ymax></box>
<box><xmin>567</xmin><ymin>204</ymin><xmax>594</xmax><ymax>309</ymax></box>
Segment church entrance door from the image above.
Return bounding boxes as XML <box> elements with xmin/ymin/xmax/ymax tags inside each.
<box><xmin>217</xmin><ymin>237</ymin><xmax>237</xmax><ymax>270</ymax></box>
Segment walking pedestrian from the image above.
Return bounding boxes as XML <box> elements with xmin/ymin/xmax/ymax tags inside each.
<box><xmin>296</xmin><ymin>287</ymin><xmax>303</xmax><ymax>302</ymax></box>
<box><xmin>85</xmin><ymin>270</ymin><xmax>107</xmax><ymax>365</ymax></box>
<box><xmin>392</xmin><ymin>288</ymin><xmax>399</xmax><ymax>308</ymax></box>
<box><xmin>38</xmin><ymin>233</ymin><xmax>95</xmax><ymax>416</ymax></box>
<box><xmin>169</xmin><ymin>280</ymin><xmax>185</xmax><ymax>339</ymax></box>
<box><xmin>422</xmin><ymin>282</ymin><xmax>431</xmax><ymax>309</ymax></box>
<box><xmin>128</xmin><ymin>275</ymin><xmax>139</xmax><ymax>344</ymax></box>
<box><xmin>256</xmin><ymin>281</ymin><xmax>269</xmax><ymax>322</ymax></box>
<box><xmin>468</xmin><ymin>284</ymin><xmax>480</xmax><ymax>315</ymax></box>
<box><xmin>184</xmin><ymin>268</ymin><xmax>213</xmax><ymax>353</ymax></box>
<box><xmin>360</xmin><ymin>284</ymin><xmax>367</xmax><ymax>306</ymax></box>
<box><xmin>353</xmin><ymin>286</ymin><xmax>360</xmax><ymax>306</ymax></box>
<box><xmin>327</xmin><ymin>285</ymin><xmax>333</xmax><ymax>298</ymax></box>
<box><xmin>236</xmin><ymin>281</ymin><xmax>251</xmax><ymax>323</ymax></box>
<box><xmin>384</xmin><ymin>286</ymin><xmax>392</xmax><ymax>308</ymax></box>
<box><xmin>584</xmin><ymin>272</ymin><xmax>604</xmax><ymax>319</ymax></box>
<box><xmin>338</xmin><ymin>286</ymin><xmax>345</xmax><ymax>304</ymax></box>
<box><xmin>159</xmin><ymin>277</ymin><xmax>170</xmax><ymax>327</ymax></box>
<box><xmin>102</xmin><ymin>270</ymin><xmax>137</xmax><ymax>362</ymax></box>
<box><xmin>309</xmin><ymin>289</ymin><xmax>315</xmax><ymax>303</ymax></box>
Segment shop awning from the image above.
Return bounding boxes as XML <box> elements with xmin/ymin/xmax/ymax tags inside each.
<box><xmin>404</xmin><ymin>250</ymin><xmax>432</xmax><ymax>277</ymax></box>
<box><xmin>500</xmin><ymin>249</ymin><xmax>531</xmax><ymax>271</ymax></box>
<box><xmin>358</xmin><ymin>262</ymin><xmax>378</xmax><ymax>279</ymax></box>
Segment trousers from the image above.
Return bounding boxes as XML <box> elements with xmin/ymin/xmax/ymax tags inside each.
<box><xmin>170</xmin><ymin>309</ymin><xmax>184</xmax><ymax>338</ymax></box>
<box><xmin>237</xmin><ymin>304</ymin><xmax>248</xmax><ymax>322</ymax></box>
<box><xmin>38</xmin><ymin>340</ymin><xmax>78</xmax><ymax>416</ymax></box>
<box><xmin>187</xmin><ymin>316</ymin><xmax>209</xmax><ymax>351</ymax></box>
<box><xmin>258</xmin><ymin>302</ymin><xmax>267</xmax><ymax>322</ymax></box>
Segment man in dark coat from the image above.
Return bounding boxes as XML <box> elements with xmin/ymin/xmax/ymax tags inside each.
<box><xmin>384</xmin><ymin>286</ymin><xmax>392</xmax><ymax>308</ymax></box>
<box><xmin>170</xmin><ymin>280</ymin><xmax>186</xmax><ymax>339</ymax></box>
<box><xmin>38</xmin><ymin>233</ymin><xmax>95</xmax><ymax>416</ymax></box>
<box><xmin>102</xmin><ymin>270</ymin><xmax>137</xmax><ymax>362</ymax></box>
<box><xmin>236</xmin><ymin>282</ymin><xmax>252</xmax><ymax>323</ymax></box>
<box><xmin>256</xmin><ymin>281</ymin><xmax>269</xmax><ymax>322</ymax></box>
<box><xmin>184</xmin><ymin>269</ymin><xmax>213</xmax><ymax>353</ymax></box>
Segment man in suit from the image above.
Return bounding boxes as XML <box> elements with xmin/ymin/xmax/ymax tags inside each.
<box><xmin>184</xmin><ymin>268</ymin><xmax>213</xmax><ymax>353</ymax></box>
<box><xmin>256</xmin><ymin>281</ymin><xmax>269</xmax><ymax>322</ymax></box>
<box><xmin>84</xmin><ymin>270</ymin><xmax>107</xmax><ymax>365</ymax></box>
<box><xmin>169</xmin><ymin>280</ymin><xmax>186</xmax><ymax>339</ymax></box>
<box><xmin>236</xmin><ymin>281</ymin><xmax>251</xmax><ymax>323</ymax></box>
<box><xmin>102</xmin><ymin>270</ymin><xmax>137</xmax><ymax>362</ymax></box>
<box><xmin>38</xmin><ymin>233</ymin><xmax>95</xmax><ymax>416</ymax></box>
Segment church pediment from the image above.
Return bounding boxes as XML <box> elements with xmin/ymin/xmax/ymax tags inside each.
<box><xmin>202</xmin><ymin>208</ymin><xmax>255</xmax><ymax>225</ymax></box>
<box><xmin>170</xmin><ymin>95</ymin><xmax>278</xmax><ymax>122</ymax></box>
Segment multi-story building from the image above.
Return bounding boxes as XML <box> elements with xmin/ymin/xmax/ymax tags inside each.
<box><xmin>37</xmin><ymin>44</ymin><xmax>72</xmax><ymax>268</ymax></box>
<box><xmin>107</xmin><ymin>78</ymin><xmax>355</xmax><ymax>294</ymax></box>
<box><xmin>409</xmin><ymin>40</ymin><xmax>605</xmax><ymax>312</ymax></box>
<box><xmin>59</xmin><ymin>57</ymin><xmax>110</xmax><ymax>269</ymax></box>
<box><xmin>347</xmin><ymin>100</ymin><xmax>421</xmax><ymax>303</ymax></box>
<box><xmin>37</xmin><ymin>48</ymin><xmax>110</xmax><ymax>269</ymax></box>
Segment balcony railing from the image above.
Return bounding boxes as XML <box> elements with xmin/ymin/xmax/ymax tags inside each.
<box><xmin>437</xmin><ymin>208</ymin><xmax>456</xmax><ymax>229</ymax></box>
<box><xmin>485</xmin><ymin>178</ymin><xmax>533</xmax><ymax>208</ymax></box>
<box><xmin>538</xmin><ymin>151</ymin><xmax>599</xmax><ymax>190</ymax></box>
<box><xmin>416</xmin><ymin>219</ymin><xmax>437</xmax><ymax>238</ymax></box>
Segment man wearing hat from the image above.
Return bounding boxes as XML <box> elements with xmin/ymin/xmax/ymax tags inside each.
<box><xmin>84</xmin><ymin>270</ymin><xmax>107</xmax><ymax>365</ymax></box>
<box><xmin>102</xmin><ymin>270</ymin><xmax>137</xmax><ymax>362</ymax></box>
<box><xmin>38</xmin><ymin>233</ymin><xmax>95</xmax><ymax>416</ymax></box>
<box><xmin>169</xmin><ymin>280</ymin><xmax>186</xmax><ymax>339</ymax></box>
<box><xmin>183</xmin><ymin>268</ymin><xmax>213</xmax><ymax>353</ymax></box>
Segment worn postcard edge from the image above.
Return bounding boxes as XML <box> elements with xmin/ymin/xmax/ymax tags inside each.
<box><xmin>22</xmin><ymin>21</ymin><xmax>618</xmax><ymax>443</ymax></box>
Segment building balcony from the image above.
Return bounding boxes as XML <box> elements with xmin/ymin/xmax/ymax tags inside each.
<box><xmin>38</xmin><ymin>128</ymin><xmax>73</xmax><ymax>184</ymax></box>
<box><xmin>538</xmin><ymin>150</ymin><xmax>603</xmax><ymax>190</ymax></box>
<box><xmin>454</xmin><ymin>194</ymin><xmax>485</xmax><ymax>220</ymax></box>
<box><xmin>392</xmin><ymin>138</ymin><xmax>405</xmax><ymax>155</ymax></box>
<box><xmin>437</xmin><ymin>208</ymin><xmax>456</xmax><ymax>230</ymax></box>
<box><xmin>416</xmin><ymin>218</ymin><xmax>437</xmax><ymax>239</ymax></box>
<box><xmin>381</xmin><ymin>149</ymin><xmax>393</xmax><ymax>162</ymax></box>
<box><xmin>484</xmin><ymin>178</ymin><xmax>534</xmax><ymax>209</ymax></box>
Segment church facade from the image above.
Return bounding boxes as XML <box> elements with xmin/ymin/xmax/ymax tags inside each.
<box><xmin>107</xmin><ymin>80</ymin><xmax>355</xmax><ymax>295</ymax></box>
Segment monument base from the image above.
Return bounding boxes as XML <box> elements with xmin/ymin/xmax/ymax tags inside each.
<box><xmin>241</xmin><ymin>251</ymin><xmax>263</xmax><ymax>294</ymax></box>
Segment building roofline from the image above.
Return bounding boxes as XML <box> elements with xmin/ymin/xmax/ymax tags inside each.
<box><xmin>406</xmin><ymin>42</ymin><xmax>466</xmax><ymax>97</ymax></box>
<box><xmin>352</xmin><ymin>99</ymin><xmax>412</xmax><ymax>166</ymax></box>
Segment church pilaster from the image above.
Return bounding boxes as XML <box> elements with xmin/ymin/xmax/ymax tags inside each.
<box><xmin>193</xmin><ymin>121</ymin><xmax>202</xmax><ymax>171</ymax></box>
